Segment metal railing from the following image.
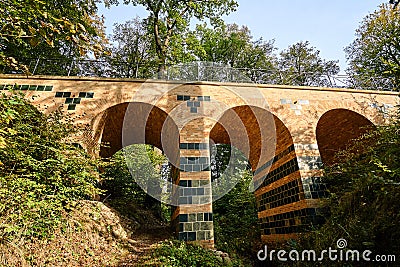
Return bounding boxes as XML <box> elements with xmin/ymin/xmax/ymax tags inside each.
<box><xmin>1</xmin><ymin>58</ymin><xmax>397</xmax><ymax>91</ymax></box>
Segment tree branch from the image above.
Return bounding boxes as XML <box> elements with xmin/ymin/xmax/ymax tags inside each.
<box><xmin>168</xmin><ymin>3</ymin><xmax>191</xmax><ymax>32</ymax></box>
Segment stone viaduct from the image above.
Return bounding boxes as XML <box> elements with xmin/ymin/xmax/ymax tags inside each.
<box><xmin>0</xmin><ymin>75</ymin><xmax>398</xmax><ymax>247</ymax></box>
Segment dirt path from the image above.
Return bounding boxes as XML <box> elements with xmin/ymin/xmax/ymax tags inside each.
<box><xmin>117</xmin><ymin>224</ymin><xmax>173</xmax><ymax>266</ymax></box>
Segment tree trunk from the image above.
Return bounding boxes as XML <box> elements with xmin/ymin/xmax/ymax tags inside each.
<box><xmin>157</xmin><ymin>59</ymin><xmax>167</xmax><ymax>79</ymax></box>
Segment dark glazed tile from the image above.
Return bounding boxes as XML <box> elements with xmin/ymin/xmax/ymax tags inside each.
<box><xmin>68</xmin><ymin>104</ymin><xmax>76</xmax><ymax>111</ymax></box>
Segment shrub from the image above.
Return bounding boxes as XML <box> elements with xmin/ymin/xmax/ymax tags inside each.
<box><xmin>100</xmin><ymin>145</ymin><xmax>171</xmax><ymax>219</ymax></box>
<box><xmin>0</xmin><ymin>90</ymin><xmax>101</xmax><ymax>241</ymax></box>
<box><xmin>141</xmin><ymin>240</ymin><xmax>246</xmax><ymax>266</ymax></box>
<box><xmin>290</xmin><ymin>108</ymin><xmax>400</xmax><ymax>265</ymax></box>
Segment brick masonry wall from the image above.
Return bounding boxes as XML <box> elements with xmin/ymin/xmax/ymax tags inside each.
<box><xmin>1</xmin><ymin>75</ymin><xmax>398</xmax><ymax>245</ymax></box>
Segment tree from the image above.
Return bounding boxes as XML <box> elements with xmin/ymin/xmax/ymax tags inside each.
<box><xmin>104</xmin><ymin>16</ymin><xmax>196</xmax><ymax>78</ymax></box>
<box><xmin>278</xmin><ymin>41</ymin><xmax>339</xmax><ymax>86</ymax></box>
<box><xmin>345</xmin><ymin>4</ymin><xmax>400</xmax><ymax>90</ymax></box>
<box><xmin>389</xmin><ymin>0</ymin><xmax>399</xmax><ymax>8</ymax></box>
<box><xmin>187</xmin><ymin>23</ymin><xmax>277</xmax><ymax>82</ymax></box>
<box><xmin>192</xmin><ymin>23</ymin><xmax>275</xmax><ymax>68</ymax></box>
<box><xmin>105</xmin><ymin>17</ymin><xmax>157</xmax><ymax>78</ymax></box>
<box><xmin>190</xmin><ymin>23</ymin><xmax>253</xmax><ymax>67</ymax></box>
<box><xmin>105</xmin><ymin>0</ymin><xmax>238</xmax><ymax>77</ymax></box>
<box><xmin>0</xmin><ymin>0</ymin><xmax>107</xmax><ymax>74</ymax></box>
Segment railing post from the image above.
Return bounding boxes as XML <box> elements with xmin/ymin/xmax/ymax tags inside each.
<box><xmin>326</xmin><ymin>73</ymin><xmax>334</xmax><ymax>87</ymax></box>
<box><xmin>197</xmin><ymin>61</ymin><xmax>200</xmax><ymax>81</ymax></box>
<box><xmin>32</xmin><ymin>58</ymin><xmax>40</xmax><ymax>75</ymax></box>
<box><xmin>67</xmin><ymin>60</ymin><xmax>74</xmax><ymax>76</ymax></box>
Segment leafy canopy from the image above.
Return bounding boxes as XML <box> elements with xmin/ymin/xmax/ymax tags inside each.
<box><xmin>188</xmin><ymin>23</ymin><xmax>277</xmax><ymax>70</ymax></box>
<box><xmin>104</xmin><ymin>17</ymin><xmax>157</xmax><ymax>78</ymax></box>
<box><xmin>345</xmin><ymin>4</ymin><xmax>400</xmax><ymax>90</ymax></box>
<box><xmin>0</xmin><ymin>0</ymin><xmax>107</xmax><ymax>72</ymax></box>
<box><xmin>105</xmin><ymin>0</ymin><xmax>238</xmax><ymax>74</ymax></box>
<box><xmin>278</xmin><ymin>41</ymin><xmax>339</xmax><ymax>86</ymax></box>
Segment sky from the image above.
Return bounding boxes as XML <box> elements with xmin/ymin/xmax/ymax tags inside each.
<box><xmin>98</xmin><ymin>0</ymin><xmax>385</xmax><ymax>74</ymax></box>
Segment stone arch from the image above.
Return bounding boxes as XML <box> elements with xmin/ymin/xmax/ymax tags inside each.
<box><xmin>210</xmin><ymin>105</ymin><xmax>315</xmax><ymax>242</ymax></box>
<box><xmin>209</xmin><ymin>105</ymin><xmax>277</xmax><ymax>171</ymax></box>
<box><xmin>98</xmin><ymin>102</ymin><xmax>179</xmax><ymax>162</ymax></box>
<box><xmin>98</xmin><ymin>102</ymin><xmax>181</xmax><ymax>226</ymax></box>
<box><xmin>316</xmin><ymin>108</ymin><xmax>375</xmax><ymax>166</ymax></box>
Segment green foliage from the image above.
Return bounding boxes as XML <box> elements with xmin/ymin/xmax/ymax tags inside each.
<box><xmin>210</xmin><ymin>144</ymin><xmax>251</xmax><ymax>181</ymax></box>
<box><xmin>105</xmin><ymin>0</ymin><xmax>238</xmax><ymax>74</ymax></box>
<box><xmin>186</xmin><ymin>22</ymin><xmax>277</xmax><ymax>82</ymax></box>
<box><xmin>100</xmin><ymin>145</ymin><xmax>171</xmax><ymax>220</ymax></box>
<box><xmin>213</xmin><ymin>170</ymin><xmax>260</xmax><ymax>263</ymax></box>
<box><xmin>0</xmin><ymin>90</ymin><xmax>101</xmax><ymax>241</ymax></box>
<box><xmin>103</xmin><ymin>17</ymin><xmax>158</xmax><ymax>78</ymax></box>
<box><xmin>345</xmin><ymin>4</ymin><xmax>400</xmax><ymax>90</ymax></box>
<box><xmin>278</xmin><ymin>41</ymin><xmax>340</xmax><ymax>86</ymax></box>
<box><xmin>0</xmin><ymin>0</ymin><xmax>107</xmax><ymax>73</ymax></box>
<box><xmin>293</xmin><ymin>108</ymin><xmax>400</xmax><ymax>263</ymax></box>
<box><xmin>187</xmin><ymin>23</ymin><xmax>277</xmax><ymax>82</ymax></box>
<box><xmin>210</xmin><ymin>144</ymin><xmax>259</xmax><ymax>263</ymax></box>
<box><xmin>142</xmin><ymin>240</ymin><xmax>246</xmax><ymax>266</ymax></box>
<box><xmin>100</xmin><ymin>145</ymin><xmax>166</xmax><ymax>202</ymax></box>
<box><xmin>100</xmin><ymin>150</ymin><xmax>147</xmax><ymax>202</ymax></box>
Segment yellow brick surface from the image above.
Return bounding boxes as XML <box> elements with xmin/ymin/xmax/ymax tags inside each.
<box><xmin>2</xmin><ymin>75</ymin><xmax>398</xmax><ymax>245</ymax></box>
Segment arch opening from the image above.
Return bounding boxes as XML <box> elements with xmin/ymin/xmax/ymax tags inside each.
<box><xmin>210</xmin><ymin>105</ymin><xmax>317</xmax><ymax>243</ymax></box>
<box><xmin>210</xmin><ymin>143</ymin><xmax>259</xmax><ymax>259</ymax></box>
<box><xmin>98</xmin><ymin>102</ymin><xmax>180</xmax><ymax>224</ymax></box>
<box><xmin>99</xmin><ymin>102</ymin><xmax>179</xmax><ymax>163</ymax></box>
<box><xmin>316</xmin><ymin>108</ymin><xmax>375</xmax><ymax>166</ymax></box>
<box><xmin>99</xmin><ymin>144</ymin><xmax>174</xmax><ymax>242</ymax></box>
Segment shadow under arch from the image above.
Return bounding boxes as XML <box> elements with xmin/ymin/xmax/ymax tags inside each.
<box><xmin>209</xmin><ymin>105</ymin><xmax>299</xmax><ymax>176</ymax></box>
<box><xmin>209</xmin><ymin>105</ymin><xmax>278</xmax><ymax>173</ymax></box>
<box><xmin>99</xmin><ymin>102</ymin><xmax>179</xmax><ymax>163</ymax></box>
<box><xmin>316</xmin><ymin>108</ymin><xmax>375</xmax><ymax>166</ymax></box>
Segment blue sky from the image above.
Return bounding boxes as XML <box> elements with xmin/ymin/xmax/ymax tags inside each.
<box><xmin>98</xmin><ymin>0</ymin><xmax>384</xmax><ymax>73</ymax></box>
